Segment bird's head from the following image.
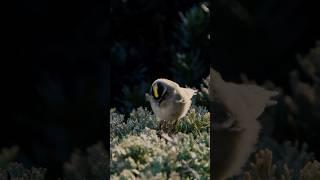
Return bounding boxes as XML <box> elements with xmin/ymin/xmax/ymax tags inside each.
<box><xmin>149</xmin><ymin>81</ymin><xmax>169</xmax><ymax>105</ymax></box>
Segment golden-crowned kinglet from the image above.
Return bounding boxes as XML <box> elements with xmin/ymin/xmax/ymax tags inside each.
<box><xmin>210</xmin><ymin>68</ymin><xmax>279</xmax><ymax>180</ymax></box>
<box><xmin>145</xmin><ymin>78</ymin><xmax>197</xmax><ymax>133</ymax></box>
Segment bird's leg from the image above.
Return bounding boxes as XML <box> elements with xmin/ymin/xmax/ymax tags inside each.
<box><xmin>157</xmin><ymin>120</ymin><xmax>165</xmax><ymax>137</ymax></box>
<box><xmin>158</xmin><ymin>119</ymin><xmax>177</xmax><ymax>135</ymax></box>
<box><xmin>160</xmin><ymin>119</ymin><xmax>166</xmax><ymax>128</ymax></box>
<box><xmin>158</xmin><ymin>119</ymin><xmax>169</xmax><ymax>133</ymax></box>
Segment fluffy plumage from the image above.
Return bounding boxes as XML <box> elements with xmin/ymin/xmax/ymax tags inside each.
<box><xmin>210</xmin><ymin>68</ymin><xmax>279</xmax><ymax>180</ymax></box>
<box><xmin>146</xmin><ymin>78</ymin><xmax>197</xmax><ymax>133</ymax></box>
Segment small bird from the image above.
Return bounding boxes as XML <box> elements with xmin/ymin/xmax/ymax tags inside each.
<box><xmin>145</xmin><ymin>79</ymin><xmax>197</xmax><ymax>133</ymax></box>
<box><xmin>210</xmin><ymin>68</ymin><xmax>279</xmax><ymax>180</ymax></box>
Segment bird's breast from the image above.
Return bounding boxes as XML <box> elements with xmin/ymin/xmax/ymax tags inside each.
<box><xmin>151</xmin><ymin>100</ymin><xmax>191</xmax><ymax>121</ymax></box>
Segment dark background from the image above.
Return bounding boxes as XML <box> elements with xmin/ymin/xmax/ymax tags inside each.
<box><xmin>4</xmin><ymin>0</ymin><xmax>109</xmax><ymax>179</ymax></box>
<box><xmin>211</xmin><ymin>0</ymin><xmax>319</xmax><ymax>88</ymax></box>
<box><xmin>3</xmin><ymin>0</ymin><xmax>319</xmax><ymax>179</ymax></box>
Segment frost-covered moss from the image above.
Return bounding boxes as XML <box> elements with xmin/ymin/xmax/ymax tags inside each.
<box><xmin>110</xmin><ymin>107</ymin><xmax>159</xmax><ymax>140</ymax></box>
<box><xmin>110</xmin><ymin>106</ymin><xmax>210</xmax><ymax>179</ymax></box>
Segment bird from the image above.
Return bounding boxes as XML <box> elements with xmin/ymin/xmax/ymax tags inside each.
<box><xmin>210</xmin><ymin>68</ymin><xmax>279</xmax><ymax>180</ymax></box>
<box><xmin>145</xmin><ymin>78</ymin><xmax>197</xmax><ymax>133</ymax></box>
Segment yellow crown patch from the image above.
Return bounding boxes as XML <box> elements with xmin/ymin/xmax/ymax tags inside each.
<box><xmin>153</xmin><ymin>84</ymin><xmax>159</xmax><ymax>98</ymax></box>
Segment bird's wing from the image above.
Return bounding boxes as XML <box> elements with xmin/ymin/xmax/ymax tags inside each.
<box><xmin>180</xmin><ymin>87</ymin><xmax>197</xmax><ymax>100</ymax></box>
<box><xmin>233</xmin><ymin>83</ymin><xmax>279</xmax><ymax>119</ymax></box>
<box><xmin>210</xmin><ymin>68</ymin><xmax>277</xmax><ymax>180</ymax></box>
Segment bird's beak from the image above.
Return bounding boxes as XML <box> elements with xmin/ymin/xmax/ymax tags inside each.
<box><xmin>145</xmin><ymin>93</ymin><xmax>151</xmax><ymax>102</ymax></box>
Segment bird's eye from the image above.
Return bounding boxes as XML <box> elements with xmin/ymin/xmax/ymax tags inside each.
<box><xmin>163</xmin><ymin>91</ymin><xmax>168</xmax><ymax>98</ymax></box>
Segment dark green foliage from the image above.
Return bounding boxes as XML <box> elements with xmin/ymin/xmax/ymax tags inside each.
<box><xmin>171</xmin><ymin>3</ymin><xmax>210</xmax><ymax>86</ymax></box>
<box><xmin>0</xmin><ymin>162</ymin><xmax>46</xmax><ymax>180</ymax></box>
<box><xmin>248</xmin><ymin>137</ymin><xmax>316</xmax><ymax>180</ymax></box>
<box><xmin>176</xmin><ymin>106</ymin><xmax>210</xmax><ymax>136</ymax></box>
<box><xmin>281</xmin><ymin>42</ymin><xmax>320</xmax><ymax>155</ymax></box>
<box><xmin>251</xmin><ymin>41</ymin><xmax>320</xmax><ymax>160</ymax></box>
<box><xmin>194</xmin><ymin>75</ymin><xmax>210</xmax><ymax>107</ymax></box>
<box><xmin>63</xmin><ymin>142</ymin><xmax>108</xmax><ymax>180</ymax></box>
<box><xmin>110</xmin><ymin>41</ymin><xmax>151</xmax><ymax>114</ymax></box>
<box><xmin>241</xmin><ymin>149</ymin><xmax>320</xmax><ymax>180</ymax></box>
<box><xmin>299</xmin><ymin>160</ymin><xmax>320</xmax><ymax>180</ymax></box>
<box><xmin>0</xmin><ymin>146</ymin><xmax>19</xmax><ymax>169</ymax></box>
<box><xmin>111</xmin><ymin>41</ymin><xmax>149</xmax><ymax>114</ymax></box>
<box><xmin>170</xmin><ymin>50</ymin><xmax>207</xmax><ymax>87</ymax></box>
<box><xmin>115</xmin><ymin>81</ymin><xmax>150</xmax><ymax>114</ymax></box>
<box><xmin>173</xmin><ymin>3</ymin><xmax>210</xmax><ymax>49</ymax></box>
<box><xmin>0</xmin><ymin>146</ymin><xmax>46</xmax><ymax>180</ymax></box>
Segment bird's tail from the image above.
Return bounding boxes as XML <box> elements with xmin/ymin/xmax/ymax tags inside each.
<box><xmin>181</xmin><ymin>87</ymin><xmax>198</xmax><ymax>100</ymax></box>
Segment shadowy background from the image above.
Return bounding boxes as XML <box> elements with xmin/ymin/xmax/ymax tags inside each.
<box><xmin>211</xmin><ymin>0</ymin><xmax>319</xmax><ymax>87</ymax></box>
<box><xmin>3</xmin><ymin>0</ymin><xmax>108</xmax><ymax>179</ymax></box>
